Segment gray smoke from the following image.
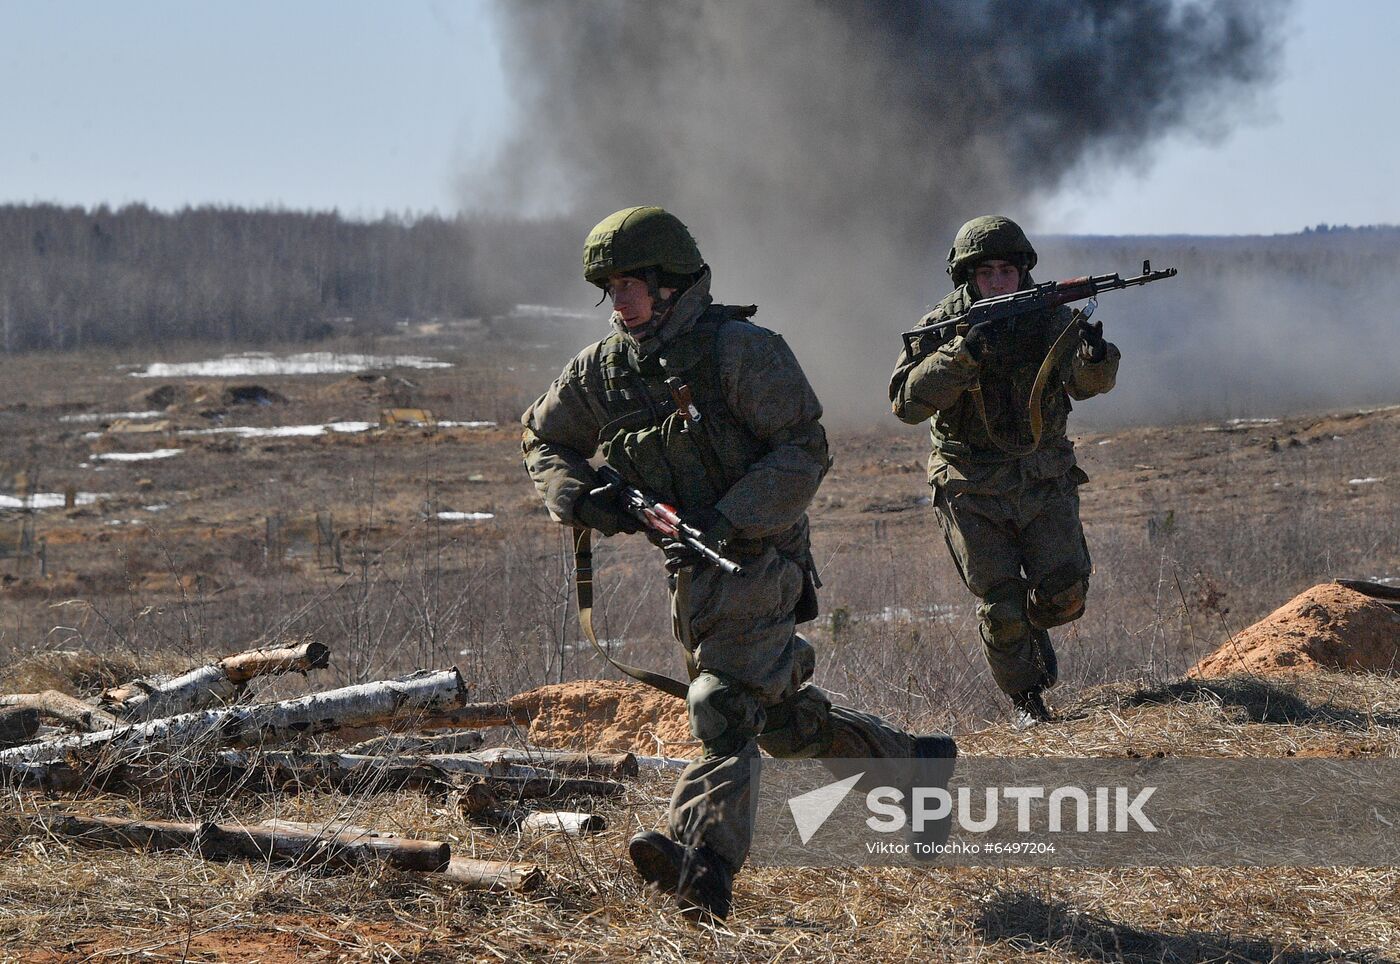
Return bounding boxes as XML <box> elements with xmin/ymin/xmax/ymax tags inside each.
<box><xmin>473</xmin><ymin>0</ymin><xmax>1289</xmax><ymax>424</ymax></box>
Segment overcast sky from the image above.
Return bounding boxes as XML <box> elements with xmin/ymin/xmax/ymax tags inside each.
<box><xmin>1</xmin><ymin>0</ymin><xmax>1393</xmax><ymax>236</ymax></box>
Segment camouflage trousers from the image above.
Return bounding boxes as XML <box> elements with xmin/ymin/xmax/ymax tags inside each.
<box><xmin>664</xmin><ymin>539</ymin><xmax>917</xmax><ymax>873</ymax></box>
<box><xmin>932</xmin><ymin>470</ymin><xmax>1092</xmax><ymax>697</ymax></box>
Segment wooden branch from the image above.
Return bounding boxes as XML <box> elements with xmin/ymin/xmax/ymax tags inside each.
<box><xmin>519</xmin><ymin>811</ymin><xmax>606</xmax><ymax>836</ymax></box>
<box><xmin>441</xmin><ymin>856</ymin><xmax>543</xmax><ymax>892</ymax></box>
<box><xmin>2</xmin><ymin>811</ymin><xmax>449</xmax><ymax>871</ymax></box>
<box><xmin>0</xmin><ymin>691</ymin><xmax>118</xmax><ymax>732</ymax></box>
<box><xmin>414</xmin><ymin>703</ymin><xmax>529</xmax><ymax>730</ymax></box>
<box><xmin>103</xmin><ymin>641</ymin><xmax>332</xmax><ymax>721</ymax></box>
<box><xmin>0</xmin><ymin>669</ymin><xmax>468</xmax><ymax>767</ymax></box>
<box><xmin>345</xmin><ymin>730</ymin><xmax>485</xmax><ymax>755</ymax></box>
<box><xmin>470</xmin><ymin>748</ymin><xmax>638</xmax><ymax>778</ymax></box>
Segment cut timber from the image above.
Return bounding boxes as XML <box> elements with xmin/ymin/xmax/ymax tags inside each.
<box><xmin>0</xmin><ymin>691</ymin><xmax>118</xmax><ymax>732</ymax></box>
<box><xmin>0</xmin><ymin>668</ymin><xmax>468</xmax><ymax>768</ymax></box>
<box><xmin>0</xmin><ymin>707</ymin><xmax>40</xmax><ymax>748</ymax></box>
<box><xmin>415</xmin><ymin>703</ymin><xmax>528</xmax><ymax>730</ymax></box>
<box><xmin>345</xmin><ymin>730</ymin><xmax>484</xmax><ymax>755</ymax></box>
<box><xmin>103</xmin><ymin>641</ymin><xmax>332</xmax><ymax>720</ymax></box>
<box><xmin>520</xmin><ymin>811</ymin><xmax>606</xmax><ymax>836</ymax></box>
<box><xmin>442</xmin><ymin>856</ymin><xmax>543</xmax><ymax>892</ymax></box>
<box><xmin>471</xmin><ymin>748</ymin><xmax>638</xmax><ymax>778</ymax></box>
<box><xmin>1</xmin><ymin>812</ymin><xmax>449</xmax><ymax>871</ymax></box>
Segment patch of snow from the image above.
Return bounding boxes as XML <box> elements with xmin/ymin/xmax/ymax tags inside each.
<box><xmin>437</xmin><ymin>420</ymin><xmax>496</xmax><ymax>429</ymax></box>
<box><xmin>436</xmin><ymin>512</ymin><xmax>495</xmax><ymax>522</ymax></box>
<box><xmin>511</xmin><ymin>304</ymin><xmax>595</xmax><ymax>321</ymax></box>
<box><xmin>60</xmin><ymin>410</ymin><xmax>164</xmax><ymax>423</ymax></box>
<box><xmin>0</xmin><ymin>492</ymin><xmax>105</xmax><ymax>509</ymax></box>
<box><xmin>181</xmin><ymin>421</ymin><xmax>374</xmax><ymax>439</ymax></box>
<box><xmin>93</xmin><ymin>449</ymin><xmax>184</xmax><ymax>462</ymax></box>
<box><xmin>1348</xmin><ymin>477</ymin><xmax>1383</xmax><ymax>486</ymax></box>
<box><xmin>143</xmin><ymin>504</ymin><xmax>171</xmax><ymax>512</ymax></box>
<box><xmin>129</xmin><ymin>352</ymin><xmax>451</xmax><ymax>378</ymax></box>
<box><xmin>1097</xmin><ymin>439</ymin><xmax>1114</xmax><ymax>445</ymax></box>
<box><xmin>1226</xmin><ymin>417</ymin><xmax>1279</xmax><ymax>426</ymax></box>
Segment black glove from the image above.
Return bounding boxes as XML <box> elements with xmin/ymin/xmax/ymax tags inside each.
<box><xmin>960</xmin><ymin>324</ymin><xmax>992</xmax><ymax>363</ymax></box>
<box><xmin>1078</xmin><ymin>319</ymin><xmax>1107</xmax><ymax>362</ymax></box>
<box><xmin>572</xmin><ymin>489</ymin><xmax>641</xmax><ymax>536</ymax></box>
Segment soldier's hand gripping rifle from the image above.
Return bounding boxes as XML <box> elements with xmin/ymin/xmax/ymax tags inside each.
<box><xmin>592</xmin><ymin>465</ymin><xmax>746</xmax><ymax>576</ymax></box>
<box><xmin>900</xmin><ymin>260</ymin><xmax>1178</xmax><ymax>358</ymax></box>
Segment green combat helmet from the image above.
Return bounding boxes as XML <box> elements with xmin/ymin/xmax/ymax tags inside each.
<box><xmin>583</xmin><ymin>206</ymin><xmax>704</xmax><ymax>288</ymax></box>
<box><xmin>946</xmin><ymin>215</ymin><xmax>1038</xmax><ymax>286</ymax></box>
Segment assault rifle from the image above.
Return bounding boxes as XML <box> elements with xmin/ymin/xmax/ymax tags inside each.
<box><xmin>592</xmin><ymin>465</ymin><xmax>746</xmax><ymax>576</ymax></box>
<box><xmin>900</xmin><ymin>260</ymin><xmax>1178</xmax><ymax>358</ymax></box>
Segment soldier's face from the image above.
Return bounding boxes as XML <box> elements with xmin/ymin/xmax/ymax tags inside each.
<box><xmin>607</xmin><ymin>274</ymin><xmax>674</xmax><ymax>331</ymax></box>
<box><xmin>973</xmin><ymin>260</ymin><xmax>1023</xmax><ymax>298</ymax></box>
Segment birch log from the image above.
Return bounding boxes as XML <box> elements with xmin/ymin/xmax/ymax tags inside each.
<box><xmin>1</xmin><ymin>812</ymin><xmax>449</xmax><ymax>871</ymax></box>
<box><xmin>519</xmin><ymin>811</ymin><xmax>606</xmax><ymax>836</ymax></box>
<box><xmin>345</xmin><ymin>730</ymin><xmax>485</xmax><ymax>755</ymax></box>
<box><xmin>470</xmin><ymin>748</ymin><xmax>639</xmax><ymax>778</ymax></box>
<box><xmin>414</xmin><ymin>703</ymin><xmax>528</xmax><ymax>730</ymax></box>
<box><xmin>442</xmin><ymin>856</ymin><xmax>543</xmax><ymax>892</ymax></box>
<box><xmin>103</xmin><ymin>641</ymin><xmax>332</xmax><ymax>721</ymax></box>
<box><xmin>0</xmin><ymin>668</ymin><xmax>468</xmax><ymax>768</ymax></box>
<box><xmin>0</xmin><ymin>691</ymin><xmax>118</xmax><ymax>732</ymax></box>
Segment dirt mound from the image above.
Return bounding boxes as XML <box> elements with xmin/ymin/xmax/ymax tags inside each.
<box><xmin>510</xmin><ymin>678</ymin><xmax>694</xmax><ymax>757</ymax></box>
<box><xmin>1190</xmin><ymin>583</ymin><xmax>1400</xmax><ymax>678</ymax></box>
<box><xmin>316</xmin><ymin>373</ymin><xmax>417</xmax><ymax>406</ymax></box>
<box><xmin>135</xmin><ymin>382</ymin><xmax>287</xmax><ymax>412</ymax></box>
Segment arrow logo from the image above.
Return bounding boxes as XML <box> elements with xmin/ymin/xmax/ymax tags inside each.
<box><xmin>787</xmin><ymin>772</ymin><xmax>864</xmax><ymax>844</ymax></box>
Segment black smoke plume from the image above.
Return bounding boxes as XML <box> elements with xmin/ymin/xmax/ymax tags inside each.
<box><xmin>476</xmin><ymin>0</ymin><xmax>1289</xmax><ymax>422</ymax></box>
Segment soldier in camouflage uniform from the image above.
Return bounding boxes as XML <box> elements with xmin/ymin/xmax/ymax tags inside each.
<box><xmin>888</xmin><ymin>216</ymin><xmax>1120</xmax><ymax>726</ymax></box>
<box><xmin>523</xmin><ymin>206</ymin><xmax>954</xmax><ymax>921</ymax></box>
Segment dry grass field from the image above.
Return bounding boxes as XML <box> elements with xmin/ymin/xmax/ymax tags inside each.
<box><xmin>1</xmin><ymin>315</ymin><xmax>1397</xmax><ymax>960</ymax></box>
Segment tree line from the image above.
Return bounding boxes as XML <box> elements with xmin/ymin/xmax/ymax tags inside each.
<box><xmin>0</xmin><ymin>204</ymin><xmax>578</xmax><ymax>353</ymax></box>
<box><xmin>2</xmin><ymin>202</ymin><xmax>1395</xmax><ymax>355</ymax></box>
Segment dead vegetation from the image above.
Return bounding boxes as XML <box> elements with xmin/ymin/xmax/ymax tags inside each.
<box><xmin>1</xmin><ymin>327</ymin><xmax>1397</xmax><ymax>959</ymax></box>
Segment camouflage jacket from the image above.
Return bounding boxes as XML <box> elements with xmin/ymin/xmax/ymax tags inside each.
<box><xmin>521</xmin><ymin>270</ymin><xmax>829</xmax><ymax>545</ymax></box>
<box><xmin>888</xmin><ymin>283</ymin><xmax>1120</xmax><ymax>491</ymax></box>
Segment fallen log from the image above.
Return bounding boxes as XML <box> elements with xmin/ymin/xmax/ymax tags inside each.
<box><xmin>414</xmin><ymin>703</ymin><xmax>529</xmax><ymax>730</ymax></box>
<box><xmin>519</xmin><ymin>811</ymin><xmax>606</xmax><ymax>836</ymax></box>
<box><xmin>102</xmin><ymin>641</ymin><xmax>332</xmax><ymax>721</ymax></box>
<box><xmin>0</xmin><ymin>707</ymin><xmax>40</xmax><ymax>749</ymax></box>
<box><xmin>471</xmin><ymin>748</ymin><xmax>638</xmax><ymax>778</ymax></box>
<box><xmin>0</xmin><ymin>669</ymin><xmax>469</xmax><ymax>768</ymax></box>
<box><xmin>254</xmin><ymin>820</ymin><xmax>542</xmax><ymax>890</ymax></box>
<box><xmin>0</xmin><ymin>691</ymin><xmax>119</xmax><ymax>732</ymax></box>
<box><xmin>442</xmin><ymin>855</ymin><xmax>543</xmax><ymax>892</ymax></box>
<box><xmin>2</xmin><ymin>811</ymin><xmax>450</xmax><ymax>872</ymax></box>
<box><xmin>345</xmin><ymin>729</ymin><xmax>485</xmax><ymax>755</ymax></box>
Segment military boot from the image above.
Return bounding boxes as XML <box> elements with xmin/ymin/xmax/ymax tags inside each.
<box><xmin>628</xmin><ymin>830</ymin><xmax>734</xmax><ymax>922</ymax></box>
<box><xmin>1011</xmin><ymin>688</ymin><xmax>1053</xmax><ymax>729</ymax></box>
<box><xmin>913</xmin><ymin>733</ymin><xmax>958</xmax><ymax>759</ymax></box>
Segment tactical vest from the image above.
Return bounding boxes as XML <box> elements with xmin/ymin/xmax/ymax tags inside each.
<box><xmin>595</xmin><ymin>305</ymin><xmax>765</xmax><ymax>513</ymax></box>
<box><xmin>933</xmin><ymin>309</ymin><xmax>1075</xmax><ymax>459</ymax></box>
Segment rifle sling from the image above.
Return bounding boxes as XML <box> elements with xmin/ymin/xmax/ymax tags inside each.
<box><xmin>967</xmin><ymin>308</ymin><xmax>1086</xmax><ymax>458</ymax></box>
<box><xmin>572</xmin><ymin>528</ymin><xmax>690</xmax><ymax>700</ymax></box>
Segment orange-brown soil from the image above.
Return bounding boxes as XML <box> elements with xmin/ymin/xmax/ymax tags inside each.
<box><xmin>1190</xmin><ymin>582</ymin><xmax>1400</xmax><ymax>677</ymax></box>
<box><xmin>511</xmin><ymin>677</ymin><xmax>694</xmax><ymax>758</ymax></box>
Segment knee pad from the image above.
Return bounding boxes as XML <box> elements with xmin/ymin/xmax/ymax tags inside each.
<box><xmin>1027</xmin><ymin>564</ymin><xmax>1088</xmax><ymax>629</ymax></box>
<box><xmin>979</xmin><ymin>579</ymin><xmax>1032</xmax><ymax>651</ymax></box>
<box><xmin>759</xmin><ymin>684</ymin><xmax>832</xmax><ymax>759</ymax></box>
<box><xmin>687</xmin><ymin>672</ymin><xmax>764</xmax><ymax>758</ymax></box>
